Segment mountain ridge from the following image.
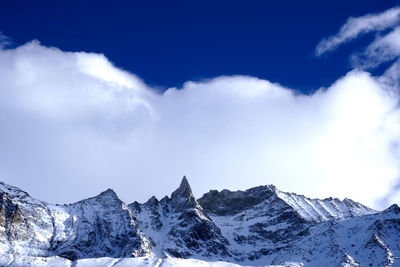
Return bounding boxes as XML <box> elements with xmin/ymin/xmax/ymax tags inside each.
<box><xmin>0</xmin><ymin>177</ymin><xmax>399</xmax><ymax>267</ymax></box>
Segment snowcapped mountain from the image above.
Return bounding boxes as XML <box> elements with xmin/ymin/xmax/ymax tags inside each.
<box><xmin>0</xmin><ymin>177</ymin><xmax>399</xmax><ymax>267</ymax></box>
<box><xmin>0</xmin><ymin>181</ymin><xmax>152</xmax><ymax>264</ymax></box>
<box><xmin>198</xmin><ymin>185</ymin><xmax>398</xmax><ymax>266</ymax></box>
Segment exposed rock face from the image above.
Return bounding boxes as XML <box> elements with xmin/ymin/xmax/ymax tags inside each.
<box><xmin>0</xmin><ymin>182</ymin><xmax>54</xmax><ymax>257</ymax></box>
<box><xmin>199</xmin><ymin>185</ymin><xmax>310</xmax><ymax>258</ymax></box>
<box><xmin>0</xmin><ymin>177</ymin><xmax>399</xmax><ymax>267</ymax></box>
<box><xmin>128</xmin><ymin>176</ymin><xmax>231</xmax><ymax>260</ymax></box>
<box><xmin>198</xmin><ymin>186</ymin><xmax>276</xmax><ymax>216</ymax></box>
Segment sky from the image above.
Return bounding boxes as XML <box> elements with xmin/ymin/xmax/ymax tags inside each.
<box><xmin>0</xmin><ymin>1</ymin><xmax>400</xmax><ymax>209</ymax></box>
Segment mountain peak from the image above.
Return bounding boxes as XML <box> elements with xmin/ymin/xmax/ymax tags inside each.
<box><xmin>145</xmin><ymin>195</ymin><xmax>159</xmax><ymax>207</ymax></box>
<box><xmin>180</xmin><ymin>175</ymin><xmax>190</xmax><ymax>189</ymax></box>
<box><xmin>385</xmin><ymin>203</ymin><xmax>400</xmax><ymax>215</ymax></box>
<box><xmin>95</xmin><ymin>188</ymin><xmax>121</xmax><ymax>202</ymax></box>
<box><xmin>101</xmin><ymin>188</ymin><xmax>117</xmax><ymax>195</ymax></box>
<box><xmin>0</xmin><ymin>181</ymin><xmax>30</xmax><ymax>199</ymax></box>
<box><xmin>170</xmin><ymin>176</ymin><xmax>198</xmax><ymax>212</ymax></box>
<box><xmin>171</xmin><ymin>176</ymin><xmax>193</xmax><ymax>199</ymax></box>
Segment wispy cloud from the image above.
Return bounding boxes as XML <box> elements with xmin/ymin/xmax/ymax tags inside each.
<box><xmin>351</xmin><ymin>27</ymin><xmax>400</xmax><ymax>68</ymax></box>
<box><xmin>350</xmin><ymin>26</ymin><xmax>400</xmax><ymax>87</ymax></box>
<box><xmin>315</xmin><ymin>7</ymin><xmax>400</xmax><ymax>56</ymax></box>
<box><xmin>0</xmin><ymin>32</ymin><xmax>12</xmax><ymax>49</ymax></box>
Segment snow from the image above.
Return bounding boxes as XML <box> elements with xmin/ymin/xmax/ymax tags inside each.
<box><xmin>0</xmin><ymin>255</ymin><xmax>288</xmax><ymax>267</ymax></box>
<box><xmin>275</xmin><ymin>189</ymin><xmax>376</xmax><ymax>222</ymax></box>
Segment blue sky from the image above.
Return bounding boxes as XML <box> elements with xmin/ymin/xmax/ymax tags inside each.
<box><xmin>1</xmin><ymin>0</ymin><xmax>398</xmax><ymax>91</ymax></box>
<box><xmin>1</xmin><ymin>1</ymin><xmax>400</xmax><ymax>208</ymax></box>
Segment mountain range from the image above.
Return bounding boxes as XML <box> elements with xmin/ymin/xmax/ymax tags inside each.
<box><xmin>0</xmin><ymin>176</ymin><xmax>399</xmax><ymax>266</ymax></box>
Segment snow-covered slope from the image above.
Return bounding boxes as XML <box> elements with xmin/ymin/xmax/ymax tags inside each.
<box><xmin>246</xmin><ymin>203</ymin><xmax>400</xmax><ymax>266</ymax></box>
<box><xmin>0</xmin><ymin>182</ymin><xmax>152</xmax><ymax>262</ymax></box>
<box><xmin>0</xmin><ymin>254</ymin><xmax>283</xmax><ymax>267</ymax></box>
<box><xmin>275</xmin><ymin>189</ymin><xmax>376</xmax><ymax>222</ymax></box>
<box><xmin>198</xmin><ymin>185</ymin><xmax>376</xmax><ymax>223</ymax></box>
<box><xmin>1</xmin><ymin>177</ymin><xmax>399</xmax><ymax>267</ymax></box>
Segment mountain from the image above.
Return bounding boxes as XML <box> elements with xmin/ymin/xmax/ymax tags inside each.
<box><xmin>0</xmin><ymin>181</ymin><xmax>152</xmax><ymax>263</ymax></box>
<box><xmin>198</xmin><ymin>185</ymin><xmax>397</xmax><ymax>266</ymax></box>
<box><xmin>0</xmin><ymin>177</ymin><xmax>399</xmax><ymax>267</ymax></box>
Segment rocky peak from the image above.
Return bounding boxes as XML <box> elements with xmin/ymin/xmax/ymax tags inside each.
<box><xmin>129</xmin><ymin>201</ymin><xmax>142</xmax><ymax>213</ymax></box>
<box><xmin>145</xmin><ymin>196</ymin><xmax>159</xmax><ymax>207</ymax></box>
<box><xmin>99</xmin><ymin>188</ymin><xmax>118</xmax><ymax>197</ymax></box>
<box><xmin>171</xmin><ymin>176</ymin><xmax>193</xmax><ymax>199</ymax></box>
<box><xmin>70</xmin><ymin>188</ymin><xmax>124</xmax><ymax>210</ymax></box>
<box><xmin>170</xmin><ymin>176</ymin><xmax>198</xmax><ymax>212</ymax></box>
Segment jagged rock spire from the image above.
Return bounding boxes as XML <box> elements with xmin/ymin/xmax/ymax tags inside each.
<box><xmin>170</xmin><ymin>176</ymin><xmax>198</xmax><ymax>212</ymax></box>
<box><xmin>171</xmin><ymin>176</ymin><xmax>193</xmax><ymax>199</ymax></box>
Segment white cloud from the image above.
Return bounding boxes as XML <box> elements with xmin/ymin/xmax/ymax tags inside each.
<box><xmin>315</xmin><ymin>7</ymin><xmax>400</xmax><ymax>56</ymax></box>
<box><xmin>1</xmin><ymin>41</ymin><xmax>400</xmax><ymax>209</ymax></box>
<box><xmin>313</xmin><ymin>5</ymin><xmax>400</xmax><ymax>207</ymax></box>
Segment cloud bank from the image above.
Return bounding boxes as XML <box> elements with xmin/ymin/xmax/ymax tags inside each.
<box><xmin>2</xmin><ymin>16</ymin><xmax>400</xmax><ymax>209</ymax></box>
